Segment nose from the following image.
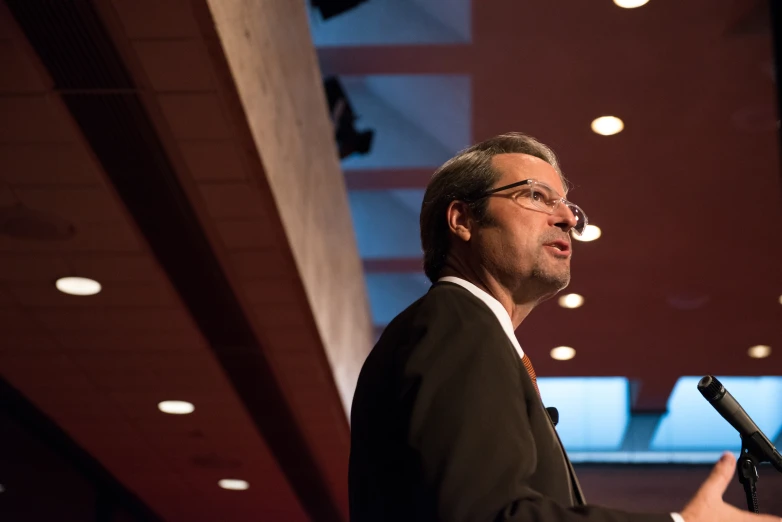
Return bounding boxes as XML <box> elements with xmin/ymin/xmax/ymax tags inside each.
<box><xmin>552</xmin><ymin>203</ymin><xmax>577</xmax><ymax>233</ymax></box>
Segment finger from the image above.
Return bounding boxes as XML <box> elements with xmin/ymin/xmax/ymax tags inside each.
<box><xmin>698</xmin><ymin>452</ymin><xmax>735</xmax><ymax>500</ymax></box>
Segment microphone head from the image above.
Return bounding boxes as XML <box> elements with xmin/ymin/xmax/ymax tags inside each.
<box><xmin>698</xmin><ymin>375</ymin><xmax>725</xmax><ymax>402</ymax></box>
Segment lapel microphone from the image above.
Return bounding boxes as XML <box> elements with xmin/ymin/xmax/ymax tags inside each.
<box><xmin>546</xmin><ymin>406</ymin><xmax>559</xmax><ymax>427</ymax></box>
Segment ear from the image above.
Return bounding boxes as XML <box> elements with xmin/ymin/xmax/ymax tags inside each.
<box><xmin>446</xmin><ymin>200</ymin><xmax>474</xmax><ymax>243</ymax></box>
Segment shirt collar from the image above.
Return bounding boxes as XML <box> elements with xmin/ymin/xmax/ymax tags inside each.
<box><xmin>437</xmin><ymin>276</ymin><xmax>524</xmax><ymax>359</ymax></box>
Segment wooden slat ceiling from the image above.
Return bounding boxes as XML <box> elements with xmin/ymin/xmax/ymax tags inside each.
<box><xmin>0</xmin><ymin>0</ymin><xmax>371</xmax><ymax>520</ymax></box>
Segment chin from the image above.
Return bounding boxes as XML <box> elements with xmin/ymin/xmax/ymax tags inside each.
<box><xmin>531</xmin><ymin>268</ymin><xmax>570</xmax><ymax>294</ymax></box>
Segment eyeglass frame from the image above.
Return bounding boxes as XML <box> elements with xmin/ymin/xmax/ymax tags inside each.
<box><xmin>464</xmin><ymin>179</ymin><xmax>588</xmax><ymax>235</ymax></box>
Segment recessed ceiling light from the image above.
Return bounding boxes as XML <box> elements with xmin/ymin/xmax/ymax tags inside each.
<box><xmin>158</xmin><ymin>400</ymin><xmax>195</xmax><ymax>415</ymax></box>
<box><xmin>219</xmin><ymin>479</ymin><xmax>249</xmax><ymax>491</ymax></box>
<box><xmin>591</xmin><ymin>116</ymin><xmax>624</xmax><ymax>136</ymax></box>
<box><xmin>747</xmin><ymin>345</ymin><xmax>771</xmax><ymax>359</ymax></box>
<box><xmin>613</xmin><ymin>0</ymin><xmax>650</xmax><ymax>8</ymax></box>
<box><xmin>55</xmin><ymin>276</ymin><xmax>102</xmax><ymax>296</ymax></box>
<box><xmin>0</xmin><ymin>484</ymin><xmax>5</xmax><ymax>494</ymax></box>
<box><xmin>550</xmin><ymin>346</ymin><xmax>576</xmax><ymax>361</ymax></box>
<box><xmin>778</xmin><ymin>294</ymin><xmax>782</xmax><ymax>305</ymax></box>
<box><xmin>573</xmin><ymin>224</ymin><xmax>601</xmax><ymax>242</ymax></box>
<box><xmin>558</xmin><ymin>293</ymin><xmax>584</xmax><ymax>309</ymax></box>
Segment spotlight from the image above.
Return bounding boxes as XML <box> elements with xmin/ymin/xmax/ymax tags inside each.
<box><xmin>158</xmin><ymin>401</ymin><xmax>195</xmax><ymax>415</ymax></box>
<box><xmin>219</xmin><ymin>479</ymin><xmax>249</xmax><ymax>490</ymax></box>
<box><xmin>311</xmin><ymin>0</ymin><xmax>369</xmax><ymax>20</ymax></box>
<box><xmin>56</xmin><ymin>276</ymin><xmax>101</xmax><ymax>296</ymax></box>
<box><xmin>324</xmin><ymin>76</ymin><xmax>374</xmax><ymax>159</ymax></box>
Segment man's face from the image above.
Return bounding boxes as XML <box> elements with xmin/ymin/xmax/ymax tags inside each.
<box><xmin>472</xmin><ymin>153</ymin><xmax>576</xmax><ymax>296</ymax></box>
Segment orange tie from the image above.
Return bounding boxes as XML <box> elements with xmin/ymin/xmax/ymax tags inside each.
<box><xmin>521</xmin><ymin>354</ymin><xmax>540</xmax><ymax>398</ymax></box>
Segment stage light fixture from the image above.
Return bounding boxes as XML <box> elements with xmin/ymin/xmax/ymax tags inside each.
<box><xmin>311</xmin><ymin>0</ymin><xmax>368</xmax><ymax>20</ymax></box>
<box><xmin>324</xmin><ymin>76</ymin><xmax>374</xmax><ymax>159</ymax></box>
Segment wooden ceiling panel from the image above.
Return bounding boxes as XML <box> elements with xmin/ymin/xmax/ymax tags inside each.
<box><xmin>0</xmin><ymin>221</ymin><xmax>142</xmax><ymax>253</ymax></box>
<box><xmin>13</xmin><ymin>186</ymin><xmax>127</xmax><ymax>223</ymax></box>
<box><xmin>228</xmin><ymin>249</ymin><xmax>292</xmax><ymax>278</ymax></box>
<box><xmin>0</xmin><ymin>95</ymin><xmax>76</xmax><ymax>143</ymax></box>
<box><xmin>110</xmin><ymin>0</ymin><xmax>201</xmax><ymax>40</ymax></box>
<box><xmin>157</xmin><ymin>93</ymin><xmax>232</xmax><ymax>141</ymax></box>
<box><xmin>213</xmin><ymin>219</ymin><xmax>279</xmax><ymax>250</ymax></box>
<box><xmin>241</xmin><ymin>278</ymin><xmax>301</xmax><ymax>306</ymax></box>
<box><xmin>62</xmin><ymin>254</ymin><xmax>168</xmax><ymax>283</ymax></box>
<box><xmin>0</xmin><ymin>40</ymin><xmax>46</xmax><ymax>92</ymax></box>
<box><xmin>0</xmin><ymin>254</ymin><xmax>70</xmax><ymax>282</ymax></box>
<box><xmin>0</xmin><ymin>352</ymin><xmax>92</xmax><ymax>391</ymax></box>
<box><xmin>4</xmin><ymin>281</ymin><xmax>179</xmax><ymax>308</ymax></box>
<box><xmin>0</xmin><ymin>306</ymin><xmax>39</xmax><ymax>332</ymax></box>
<box><xmin>31</xmin><ymin>307</ymin><xmax>194</xmax><ymax>333</ymax></box>
<box><xmin>53</xmin><ymin>330</ymin><xmax>208</xmax><ymax>353</ymax></box>
<box><xmin>0</xmin><ymin>5</ymin><xmax>15</xmax><ymax>39</ymax></box>
<box><xmin>258</xmin><ymin>328</ymin><xmax>320</xmax><ymax>358</ymax></box>
<box><xmin>180</xmin><ymin>141</ymin><xmax>248</xmax><ymax>182</ymax></box>
<box><xmin>73</xmin><ymin>351</ymin><xmax>226</xmax><ymax>392</ymax></box>
<box><xmin>0</xmin><ymin>284</ymin><xmax>13</xmax><ymax>305</ymax></box>
<box><xmin>198</xmin><ymin>182</ymin><xmax>270</xmax><ymax>219</ymax></box>
<box><xmin>133</xmin><ymin>40</ymin><xmax>215</xmax><ymax>92</ymax></box>
<box><xmin>252</xmin><ymin>304</ymin><xmax>310</xmax><ymax>331</ymax></box>
<box><xmin>0</xmin><ymin>144</ymin><xmax>104</xmax><ymax>185</ymax></box>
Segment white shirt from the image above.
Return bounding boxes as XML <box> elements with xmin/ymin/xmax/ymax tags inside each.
<box><xmin>437</xmin><ymin>277</ymin><xmax>686</xmax><ymax>522</ymax></box>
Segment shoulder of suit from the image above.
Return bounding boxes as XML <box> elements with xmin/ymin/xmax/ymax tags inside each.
<box><xmin>416</xmin><ymin>282</ymin><xmax>499</xmax><ymax>321</ymax></box>
<box><xmin>381</xmin><ymin>282</ymin><xmax>494</xmax><ymax>332</ymax></box>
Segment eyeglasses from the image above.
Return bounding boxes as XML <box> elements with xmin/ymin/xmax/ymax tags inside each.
<box><xmin>467</xmin><ymin>179</ymin><xmax>588</xmax><ymax>236</ymax></box>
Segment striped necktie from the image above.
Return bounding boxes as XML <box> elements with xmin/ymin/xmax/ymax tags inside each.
<box><xmin>521</xmin><ymin>354</ymin><xmax>540</xmax><ymax>398</ymax></box>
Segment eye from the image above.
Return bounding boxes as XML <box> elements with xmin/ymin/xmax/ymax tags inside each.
<box><xmin>530</xmin><ymin>187</ymin><xmax>555</xmax><ymax>206</ymax></box>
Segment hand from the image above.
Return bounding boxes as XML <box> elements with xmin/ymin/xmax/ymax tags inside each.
<box><xmin>681</xmin><ymin>452</ymin><xmax>781</xmax><ymax>522</ymax></box>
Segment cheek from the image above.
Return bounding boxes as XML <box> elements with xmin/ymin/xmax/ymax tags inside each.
<box><xmin>491</xmin><ymin>227</ymin><xmax>535</xmax><ymax>266</ymax></box>
<box><xmin>502</xmin><ymin>224</ymin><xmax>535</xmax><ymax>254</ymax></box>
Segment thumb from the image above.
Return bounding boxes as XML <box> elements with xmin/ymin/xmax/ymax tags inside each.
<box><xmin>698</xmin><ymin>452</ymin><xmax>736</xmax><ymax>500</ymax></box>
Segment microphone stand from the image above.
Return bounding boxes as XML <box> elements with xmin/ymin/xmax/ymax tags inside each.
<box><xmin>737</xmin><ymin>431</ymin><xmax>782</xmax><ymax>514</ymax></box>
<box><xmin>737</xmin><ymin>437</ymin><xmax>760</xmax><ymax>514</ymax></box>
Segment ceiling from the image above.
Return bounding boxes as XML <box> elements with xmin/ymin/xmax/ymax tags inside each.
<box><xmin>1</xmin><ymin>0</ymin><xmax>781</xmax><ymax>521</ymax></box>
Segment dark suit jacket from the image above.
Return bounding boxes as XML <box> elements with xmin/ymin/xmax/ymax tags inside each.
<box><xmin>349</xmin><ymin>282</ymin><xmax>671</xmax><ymax>522</ymax></box>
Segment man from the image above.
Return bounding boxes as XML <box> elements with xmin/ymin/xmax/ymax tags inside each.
<box><xmin>348</xmin><ymin>133</ymin><xmax>780</xmax><ymax>522</ymax></box>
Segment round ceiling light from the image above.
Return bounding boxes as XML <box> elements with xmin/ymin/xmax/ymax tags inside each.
<box><xmin>158</xmin><ymin>400</ymin><xmax>195</xmax><ymax>415</ymax></box>
<box><xmin>747</xmin><ymin>345</ymin><xmax>771</xmax><ymax>359</ymax></box>
<box><xmin>218</xmin><ymin>479</ymin><xmax>249</xmax><ymax>491</ymax></box>
<box><xmin>573</xmin><ymin>224</ymin><xmax>601</xmax><ymax>242</ymax></box>
<box><xmin>550</xmin><ymin>346</ymin><xmax>576</xmax><ymax>361</ymax></box>
<box><xmin>55</xmin><ymin>276</ymin><xmax>102</xmax><ymax>296</ymax></box>
<box><xmin>558</xmin><ymin>293</ymin><xmax>584</xmax><ymax>309</ymax></box>
<box><xmin>778</xmin><ymin>294</ymin><xmax>782</xmax><ymax>305</ymax></box>
<box><xmin>591</xmin><ymin>116</ymin><xmax>625</xmax><ymax>136</ymax></box>
<box><xmin>613</xmin><ymin>0</ymin><xmax>650</xmax><ymax>8</ymax></box>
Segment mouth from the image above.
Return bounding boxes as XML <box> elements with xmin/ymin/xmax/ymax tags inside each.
<box><xmin>543</xmin><ymin>240</ymin><xmax>571</xmax><ymax>257</ymax></box>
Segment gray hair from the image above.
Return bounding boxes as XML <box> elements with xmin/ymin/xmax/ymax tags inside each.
<box><xmin>419</xmin><ymin>132</ymin><xmax>566</xmax><ymax>283</ymax></box>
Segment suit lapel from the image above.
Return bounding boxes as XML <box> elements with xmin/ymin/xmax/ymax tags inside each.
<box><xmin>548</xmin><ymin>419</ymin><xmax>586</xmax><ymax>505</ymax></box>
<box><xmin>524</xmin><ymin>362</ymin><xmax>587</xmax><ymax>506</ymax></box>
<box><xmin>440</xmin><ymin>282</ymin><xmax>588</xmax><ymax>505</ymax></box>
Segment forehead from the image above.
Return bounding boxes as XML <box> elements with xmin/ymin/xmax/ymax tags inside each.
<box><xmin>490</xmin><ymin>153</ymin><xmax>566</xmax><ymax>195</ymax></box>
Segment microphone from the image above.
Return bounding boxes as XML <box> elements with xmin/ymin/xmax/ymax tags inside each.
<box><xmin>546</xmin><ymin>406</ymin><xmax>559</xmax><ymax>427</ymax></box>
<box><xmin>697</xmin><ymin>375</ymin><xmax>782</xmax><ymax>472</ymax></box>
